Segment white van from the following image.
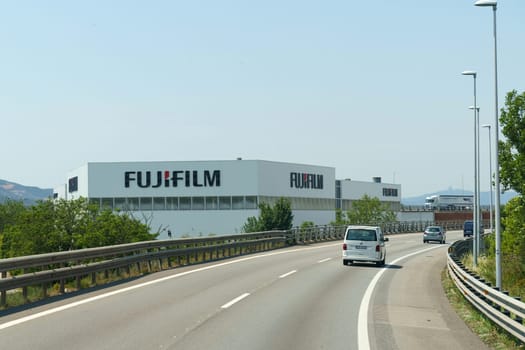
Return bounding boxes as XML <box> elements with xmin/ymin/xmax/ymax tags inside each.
<box><xmin>342</xmin><ymin>225</ymin><xmax>388</xmax><ymax>266</ymax></box>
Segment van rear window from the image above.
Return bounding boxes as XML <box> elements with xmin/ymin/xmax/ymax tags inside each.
<box><xmin>346</xmin><ymin>229</ymin><xmax>377</xmax><ymax>241</ymax></box>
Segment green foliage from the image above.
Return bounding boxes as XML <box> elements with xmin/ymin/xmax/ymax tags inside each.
<box><xmin>242</xmin><ymin>198</ymin><xmax>294</xmax><ymax>233</ymax></box>
<box><xmin>489</xmin><ymin>89</ymin><xmax>525</xmax><ymax>296</ymax></box>
<box><xmin>242</xmin><ymin>216</ymin><xmax>262</xmax><ymax>233</ymax></box>
<box><xmin>345</xmin><ymin>194</ymin><xmax>397</xmax><ymax>226</ymax></box>
<box><xmin>0</xmin><ymin>198</ymin><xmax>157</xmax><ymax>258</ymax></box>
<box><xmin>300</xmin><ymin>221</ymin><xmax>315</xmax><ymax>229</ymax></box>
<box><xmin>331</xmin><ymin>209</ymin><xmax>347</xmax><ymax>226</ymax></box>
<box><xmin>500</xmin><ymin>196</ymin><xmax>525</xmax><ymax>263</ymax></box>
<box><xmin>499</xmin><ymin>90</ymin><xmax>525</xmax><ymax>195</ymax></box>
<box><xmin>0</xmin><ymin>199</ymin><xmax>26</xmax><ymax>232</ymax></box>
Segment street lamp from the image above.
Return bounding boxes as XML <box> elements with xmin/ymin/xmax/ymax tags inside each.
<box><xmin>482</xmin><ymin>124</ymin><xmax>494</xmax><ymax>234</ymax></box>
<box><xmin>463</xmin><ymin>70</ymin><xmax>479</xmax><ymax>267</ymax></box>
<box><xmin>475</xmin><ymin>0</ymin><xmax>501</xmax><ymax>289</ymax></box>
<box><xmin>470</xmin><ymin>105</ymin><xmax>482</xmax><ymax>257</ymax></box>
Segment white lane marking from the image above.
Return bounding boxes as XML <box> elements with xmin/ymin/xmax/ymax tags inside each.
<box><xmin>279</xmin><ymin>270</ymin><xmax>297</xmax><ymax>279</ymax></box>
<box><xmin>0</xmin><ymin>242</ymin><xmax>341</xmax><ymax>331</ymax></box>
<box><xmin>358</xmin><ymin>245</ymin><xmax>444</xmax><ymax>350</ymax></box>
<box><xmin>221</xmin><ymin>293</ymin><xmax>250</xmax><ymax>309</ymax></box>
<box><xmin>318</xmin><ymin>258</ymin><xmax>332</xmax><ymax>263</ymax></box>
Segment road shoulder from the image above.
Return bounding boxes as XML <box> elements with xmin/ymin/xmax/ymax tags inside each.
<box><xmin>369</xmin><ymin>245</ymin><xmax>491</xmax><ymax>350</ymax></box>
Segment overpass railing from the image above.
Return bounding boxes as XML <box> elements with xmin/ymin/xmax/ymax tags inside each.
<box><xmin>448</xmin><ymin>238</ymin><xmax>525</xmax><ymax>343</ymax></box>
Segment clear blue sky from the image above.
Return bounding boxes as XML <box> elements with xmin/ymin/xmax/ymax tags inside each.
<box><xmin>1</xmin><ymin>1</ymin><xmax>523</xmax><ymax>197</ymax></box>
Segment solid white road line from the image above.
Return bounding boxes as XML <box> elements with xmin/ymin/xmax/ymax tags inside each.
<box><xmin>221</xmin><ymin>293</ymin><xmax>250</xmax><ymax>309</ymax></box>
<box><xmin>279</xmin><ymin>270</ymin><xmax>297</xmax><ymax>279</ymax></box>
<box><xmin>357</xmin><ymin>245</ymin><xmax>444</xmax><ymax>350</ymax></box>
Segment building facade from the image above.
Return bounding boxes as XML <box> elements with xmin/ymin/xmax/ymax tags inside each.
<box><xmin>55</xmin><ymin>160</ymin><xmax>401</xmax><ymax>238</ymax></box>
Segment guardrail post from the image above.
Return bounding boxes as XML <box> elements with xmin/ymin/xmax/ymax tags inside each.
<box><xmin>1</xmin><ymin>271</ymin><xmax>6</xmax><ymax>306</ymax></box>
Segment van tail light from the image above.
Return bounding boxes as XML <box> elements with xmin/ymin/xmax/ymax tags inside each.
<box><xmin>343</xmin><ymin>243</ymin><xmax>347</xmax><ymax>251</ymax></box>
<box><xmin>376</xmin><ymin>245</ymin><xmax>380</xmax><ymax>252</ymax></box>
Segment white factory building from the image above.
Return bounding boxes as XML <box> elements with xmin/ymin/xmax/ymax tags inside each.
<box><xmin>54</xmin><ymin>160</ymin><xmax>401</xmax><ymax>238</ymax></box>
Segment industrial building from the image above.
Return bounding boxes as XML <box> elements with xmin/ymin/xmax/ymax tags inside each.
<box><xmin>54</xmin><ymin>160</ymin><xmax>401</xmax><ymax>238</ymax></box>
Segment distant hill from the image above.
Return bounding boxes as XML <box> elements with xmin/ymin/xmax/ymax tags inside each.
<box><xmin>0</xmin><ymin>179</ymin><xmax>53</xmax><ymax>205</ymax></box>
<box><xmin>402</xmin><ymin>188</ymin><xmax>518</xmax><ymax>207</ymax></box>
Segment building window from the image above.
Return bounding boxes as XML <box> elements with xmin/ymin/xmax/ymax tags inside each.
<box><xmin>153</xmin><ymin>197</ymin><xmax>165</xmax><ymax>210</ymax></box>
<box><xmin>167</xmin><ymin>197</ymin><xmax>178</xmax><ymax>210</ymax></box>
<box><xmin>232</xmin><ymin>196</ymin><xmax>244</xmax><ymax>209</ymax></box>
<box><xmin>68</xmin><ymin>176</ymin><xmax>78</xmax><ymax>192</ymax></box>
<box><xmin>128</xmin><ymin>197</ymin><xmax>139</xmax><ymax>211</ymax></box>
<box><xmin>206</xmin><ymin>197</ymin><xmax>218</xmax><ymax>210</ymax></box>
<box><xmin>140</xmin><ymin>197</ymin><xmax>153</xmax><ymax>210</ymax></box>
<box><xmin>192</xmin><ymin>197</ymin><xmax>204</xmax><ymax>210</ymax></box>
<box><xmin>180</xmin><ymin>197</ymin><xmax>191</xmax><ymax>210</ymax></box>
<box><xmin>245</xmin><ymin>196</ymin><xmax>258</xmax><ymax>209</ymax></box>
<box><xmin>219</xmin><ymin>196</ymin><xmax>231</xmax><ymax>210</ymax></box>
<box><xmin>383</xmin><ymin>188</ymin><xmax>398</xmax><ymax>197</ymax></box>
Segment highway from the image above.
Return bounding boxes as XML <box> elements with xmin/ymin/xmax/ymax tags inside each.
<box><xmin>0</xmin><ymin>230</ymin><xmax>488</xmax><ymax>350</ymax></box>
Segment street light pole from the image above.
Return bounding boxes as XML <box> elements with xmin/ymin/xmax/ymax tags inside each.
<box><xmin>475</xmin><ymin>0</ymin><xmax>501</xmax><ymax>289</ymax></box>
<box><xmin>463</xmin><ymin>70</ymin><xmax>478</xmax><ymax>267</ymax></box>
<box><xmin>470</xmin><ymin>105</ymin><xmax>482</xmax><ymax>256</ymax></box>
<box><xmin>482</xmin><ymin>124</ymin><xmax>494</xmax><ymax>234</ymax></box>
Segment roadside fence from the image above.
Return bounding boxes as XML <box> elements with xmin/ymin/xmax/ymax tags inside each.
<box><xmin>448</xmin><ymin>238</ymin><xmax>525</xmax><ymax>343</ymax></box>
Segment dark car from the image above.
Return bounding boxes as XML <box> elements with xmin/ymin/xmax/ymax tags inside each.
<box><xmin>463</xmin><ymin>220</ymin><xmax>474</xmax><ymax>237</ymax></box>
<box><xmin>423</xmin><ymin>225</ymin><xmax>446</xmax><ymax>244</ymax></box>
<box><xmin>463</xmin><ymin>220</ymin><xmax>484</xmax><ymax>237</ymax></box>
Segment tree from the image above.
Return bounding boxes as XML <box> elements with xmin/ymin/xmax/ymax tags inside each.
<box><xmin>242</xmin><ymin>198</ymin><xmax>294</xmax><ymax>232</ymax></box>
<box><xmin>499</xmin><ymin>90</ymin><xmax>525</xmax><ymax>195</ymax></box>
<box><xmin>0</xmin><ymin>199</ymin><xmax>27</xmax><ymax>233</ymax></box>
<box><xmin>0</xmin><ymin>198</ymin><xmax>157</xmax><ymax>258</ymax></box>
<box><xmin>345</xmin><ymin>194</ymin><xmax>397</xmax><ymax>226</ymax></box>
<box><xmin>497</xmin><ymin>90</ymin><xmax>525</xmax><ymax>273</ymax></box>
<box><xmin>331</xmin><ymin>209</ymin><xmax>348</xmax><ymax>226</ymax></box>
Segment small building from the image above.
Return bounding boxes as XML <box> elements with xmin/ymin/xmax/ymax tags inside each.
<box><xmin>55</xmin><ymin>160</ymin><xmax>401</xmax><ymax>238</ymax></box>
<box><xmin>336</xmin><ymin>177</ymin><xmax>401</xmax><ymax>212</ymax></box>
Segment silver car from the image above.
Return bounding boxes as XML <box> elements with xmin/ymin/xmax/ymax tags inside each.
<box><xmin>423</xmin><ymin>225</ymin><xmax>446</xmax><ymax>244</ymax></box>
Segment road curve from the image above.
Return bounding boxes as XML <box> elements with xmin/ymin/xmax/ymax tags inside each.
<box><xmin>0</xmin><ymin>231</ymin><xmax>487</xmax><ymax>350</ymax></box>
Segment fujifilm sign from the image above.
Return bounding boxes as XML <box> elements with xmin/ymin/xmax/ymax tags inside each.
<box><xmin>290</xmin><ymin>172</ymin><xmax>323</xmax><ymax>189</ymax></box>
<box><xmin>124</xmin><ymin>170</ymin><xmax>221</xmax><ymax>188</ymax></box>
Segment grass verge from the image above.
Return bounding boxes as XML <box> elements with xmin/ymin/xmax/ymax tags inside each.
<box><xmin>442</xmin><ymin>267</ymin><xmax>524</xmax><ymax>349</ymax></box>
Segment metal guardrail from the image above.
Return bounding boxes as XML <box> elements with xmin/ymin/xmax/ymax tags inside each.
<box><xmin>290</xmin><ymin>221</ymin><xmax>465</xmax><ymax>244</ymax></box>
<box><xmin>0</xmin><ymin>230</ymin><xmax>290</xmax><ymax>307</ymax></box>
<box><xmin>0</xmin><ymin>220</ymin><xmax>464</xmax><ymax>309</ymax></box>
<box><xmin>448</xmin><ymin>239</ymin><xmax>525</xmax><ymax>343</ymax></box>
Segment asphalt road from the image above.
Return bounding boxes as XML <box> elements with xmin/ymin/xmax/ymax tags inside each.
<box><xmin>0</xmin><ymin>230</ymin><xmax>489</xmax><ymax>350</ymax></box>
